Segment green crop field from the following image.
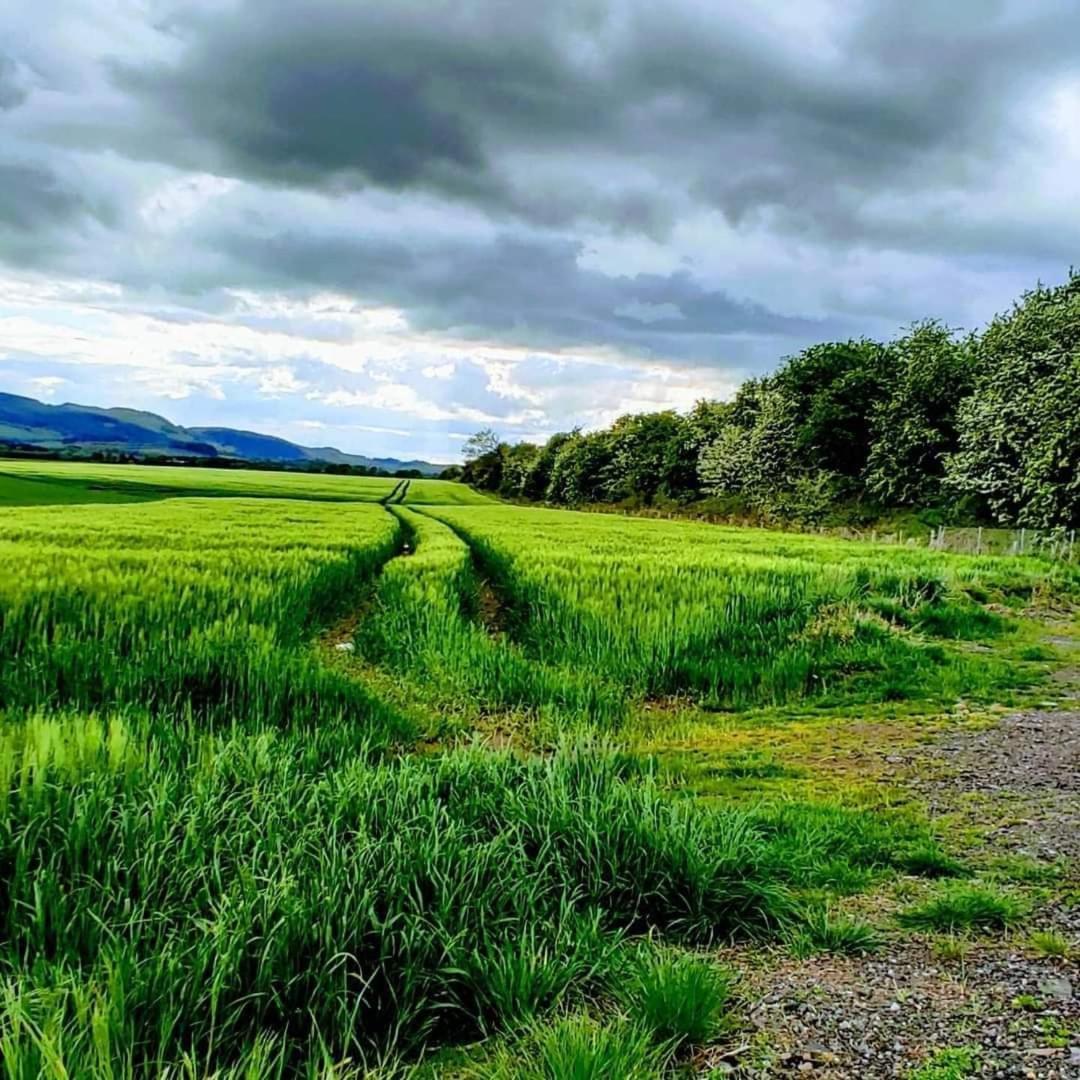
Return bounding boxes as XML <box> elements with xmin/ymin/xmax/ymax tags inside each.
<box><xmin>0</xmin><ymin>464</ymin><xmax>1075</xmax><ymax>1076</ymax></box>
<box><xmin>0</xmin><ymin>460</ymin><xmax>493</xmax><ymax>506</ymax></box>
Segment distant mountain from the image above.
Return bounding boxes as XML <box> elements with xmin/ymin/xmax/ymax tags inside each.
<box><xmin>0</xmin><ymin>392</ymin><xmax>445</xmax><ymax>474</ymax></box>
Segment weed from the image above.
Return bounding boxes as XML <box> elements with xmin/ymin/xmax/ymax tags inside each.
<box><xmin>931</xmin><ymin>935</ymin><xmax>972</xmax><ymax>963</ymax></box>
<box><xmin>788</xmin><ymin>907</ymin><xmax>881</xmax><ymax>957</ymax></box>
<box><xmin>1028</xmin><ymin>930</ymin><xmax>1071</xmax><ymax>958</ymax></box>
<box><xmin>898</xmin><ymin>884</ymin><xmax>1028</xmax><ymax>932</ymax></box>
<box><xmin>612</xmin><ymin>948</ymin><xmax>734</xmax><ymax>1048</ymax></box>
<box><xmin>908</xmin><ymin>1046</ymin><xmax>980</xmax><ymax>1079</ymax></box>
<box><xmin>1010</xmin><ymin>994</ymin><xmax>1040</xmax><ymax>1011</ymax></box>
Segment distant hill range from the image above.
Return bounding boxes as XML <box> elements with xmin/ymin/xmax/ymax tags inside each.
<box><xmin>0</xmin><ymin>392</ymin><xmax>444</xmax><ymax>475</ymax></box>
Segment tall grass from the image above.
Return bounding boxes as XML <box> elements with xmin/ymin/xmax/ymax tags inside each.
<box><xmin>0</xmin><ymin>481</ymin><xmax>1058</xmax><ymax>1074</ymax></box>
<box><xmin>0</xmin><ymin>729</ymin><xmax>945</xmax><ymax>1074</ymax></box>
<box><xmin>0</xmin><ymin>499</ymin><xmax>409</xmax><ymax>742</ymax></box>
<box><xmin>354</xmin><ymin>507</ymin><xmax>624</xmax><ymax>726</ymax></box>
<box><xmin>424</xmin><ymin>506</ymin><xmax>1062</xmax><ymax>708</ymax></box>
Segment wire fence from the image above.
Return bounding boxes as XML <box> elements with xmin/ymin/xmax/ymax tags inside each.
<box><xmin>578</xmin><ymin>503</ymin><xmax>1079</xmax><ymax>561</ymax></box>
<box><xmin>923</xmin><ymin>525</ymin><xmax>1077</xmax><ymax>561</ymax></box>
<box><xmin>833</xmin><ymin>525</ymin><xmax>1078</xmax><ymax>561</ymax></box>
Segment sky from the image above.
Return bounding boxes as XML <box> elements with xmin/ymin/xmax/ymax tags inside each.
<box><xmin>1</xmin><ymin>1</ymin><xmax>1078</xmax><ymax>463</ymax></box>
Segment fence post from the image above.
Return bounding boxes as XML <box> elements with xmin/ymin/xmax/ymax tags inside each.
<box><xmin>1070</xmin><ymin>529</ymin><xmax>1076</xmax><ymax>563</ymax></box>
<box><xmin>976</xmin><ymin>526</ymin><xmax>982</xmax><ymax>555</ymax></box>
<box><xmin>1019</xmin><ymin>527</ymin><xmax>1026</xmax><ymax>555</ymax></box>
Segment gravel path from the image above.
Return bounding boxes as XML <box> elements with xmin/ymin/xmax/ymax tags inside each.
<box><xmin>906</xmin><ymin>706</ymin><xmax>1080</xmax><ymax>866</ymax></box>
<box><xmin>715</xmin><ymin>646</ymin><xmax>1080</xmax><ymax>1079</ymax></box>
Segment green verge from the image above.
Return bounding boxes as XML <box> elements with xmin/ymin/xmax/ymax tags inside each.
<box><xmin>0</xmin><ymin>735</ymin><xmax>951</xmax><ymax>1075</ymax></box>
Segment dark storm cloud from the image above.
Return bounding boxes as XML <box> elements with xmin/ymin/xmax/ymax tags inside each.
<box><xmin>210</xmin><ymin>225</ymin><xmax>837</xmax><ymax>364</ymax></box>
<box><xmin>0</xmin><ymin>161</ymin><xmax>95</xmax><ymax>231</ymax></box>
<box><xmin>0</xmin><ymin>156</ymin><xmax>122</xmax><ymax>273</ymax></box>
<box><xmin>0</xmin><ymin>54</ymin><xmax>27</xmax><ymax>110</ymax></box>
<box><xmin>105</xmin><ymin>0</ymin><xmax>1080</xmax><ymax>251</ymax></box>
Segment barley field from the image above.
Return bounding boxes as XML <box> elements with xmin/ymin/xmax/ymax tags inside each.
<box><xmin>0</xmin><ymin>462</ymin><xmax>1073</xmax><ymax>1076</ymax></box>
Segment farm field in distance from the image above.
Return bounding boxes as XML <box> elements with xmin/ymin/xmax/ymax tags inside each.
<box><xmin>0</xmin><ymin>460</ymin><xmax>1077</xmax><ymax>1078</ymax></box>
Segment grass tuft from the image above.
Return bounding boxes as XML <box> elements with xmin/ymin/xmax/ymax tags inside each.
<box><xmin>1028</xmin><ymin>930</ymin><xmax>1071</xmax><ymax>959</ymax></box>
<box><xmin>788</xmin><ymin>907</ymin><xmax>881</xmax><ymax>957</ymax></box>
<box><xmin>898</xmin><ymin>884</ymin><xmax>1028</xmax><ymax>933</ymax></box>
<box><xmin>487</xmin><ymin>1014</ymin><xmax>667</xmax><ymax>1080</ymax></box>
<box><xmin>612</xmin><ymin>948</ymin><xmax>735</xmax><ymax>1049</ymax></box>
<box><xmin>908</xmin><ymin>1046</ymin><xmax>980</xmax><ymax>1080</ymax></box>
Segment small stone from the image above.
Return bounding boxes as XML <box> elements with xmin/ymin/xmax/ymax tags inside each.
<box><xmin>334</xmin><ymin>641</ymin><xmax>355</xmax><ymax>652</ymax></box>
<box><xmin>1038</xmin><ymin>975</ymin><xmax>1073</xmax><ymax>1002</ymax></box>
<box><xmin>1069</xmin><ymin>1046</ymin><xmax>1080</xmax><ymax>1066</ymax></box>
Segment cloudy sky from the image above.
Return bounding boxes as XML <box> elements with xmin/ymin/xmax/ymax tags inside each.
<box><xmin>1</xmin><ymin>1</ymin><xmax>1077</xmax><ymax>462</ymax></box>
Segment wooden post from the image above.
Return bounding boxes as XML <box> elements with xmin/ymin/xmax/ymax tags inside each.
<box><xmin>1019</xmin><ymin>527</ymin><xmax>1026</xmax><ymax>555</ymax></box>
<box><xmin>976</xmin><ymin>526</ymin><xmax>982</xmax><ymax>555</ymax></box>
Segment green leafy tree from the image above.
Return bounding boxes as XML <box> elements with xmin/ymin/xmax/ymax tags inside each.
<box><xmin>462</xmin><ymin>429</ymin><xmax>500</xmax><ymax>461</ymax></box>
<box><xmin>772</xmin><ymin>339</ymin><xmax>893</xmax><ymax>484</ymax></box>
<box><xmin>606</xmin><ymin>411</ymin><xmax>687</xmax><ymax>503</ymax></box>
<box><xmin>461</xmin><ymin>429</ymin><xmax>506</xmax><ymax>492</ymax></box>
<box><xmin>698</xmin><ymin>381</ymin><xmax>798</xmax><ymax>501</ymax></box>
<box><xmin>947</xmin><ymin>274</ymin><xmax>1080</xmax><ymax>526</ymax></box>
<box><xmin>522</xmin><ymin>432</ymin><xmax>575</xmax><ymax>501</ymax></box>
<box><xmin>499</xmin><ymin>442</ymin><xmax>540</xmax><ymax>498</ymax></box>
<box><xmin>865</xmin><ymin>321</ymin><xmax>974</xmax><ymax>506</ymax></box>
<box><xmin>547</xmin><ymin>431</ymin><xmax>615</xmax><ymax>505</ymax></box>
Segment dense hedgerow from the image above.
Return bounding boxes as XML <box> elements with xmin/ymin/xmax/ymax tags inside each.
<box><xmin>461</xmin><ymin>272</ymin><xmax>1080</xmax><ymax>528</ymax></box>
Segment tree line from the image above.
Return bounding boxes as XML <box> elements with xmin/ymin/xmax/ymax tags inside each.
<box><xmin>454</xmin><ymin>272</ymin><xmax>1080</xmax><ymax>528</ymax></box>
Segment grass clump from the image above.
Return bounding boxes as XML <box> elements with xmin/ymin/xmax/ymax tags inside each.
<box><xmin>908</xmin><ymin>1046</ymin><xmax>980</xmax><ymax>1079</ymax></box>
<box><xmin>895</xmin><ymin>841</ymin><xmax>967</xmax><ymax>879</ymax></box>
<box><xmin>1028</xmin><ymin>930</ymin><xmax>1071</xmax><ymax>958</ymax></box>
<box><xmin>612</xmin><ymin>948</ymin><xmax>734</xmax><ymax>1049</ymax></box>
<box><xmin>787</xmin><ymin>907</ymin><xmax>881</xmax><ymax>957</ymax></box>
<box><xmin>898</xmin><ymin>884</ymin><xmax>1028</xmax><ymax>933</ymax></box>
<box><xmin>486</xmin><ymin>1014</ymin><xmax>666</xmax><ymax>1080</ymax></box>
<box><xmin>0</xmin><ymin>733</ymin><xmax>947</xmax><ymax>1074</ymax></box>
<box><xmin>931</xmin><ymin>935</ymin><xmax>972</xmax><ymax>963</ymax></box>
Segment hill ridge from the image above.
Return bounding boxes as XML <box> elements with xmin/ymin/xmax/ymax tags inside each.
<box><xmin>0</xmin><ymin>391</ymin><xmax>444</xmax><ymax>474</ymax></box>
